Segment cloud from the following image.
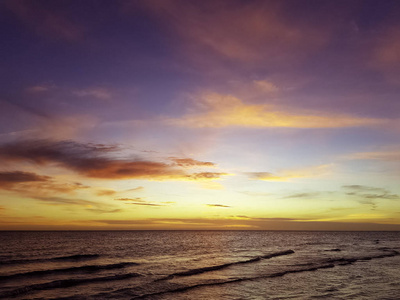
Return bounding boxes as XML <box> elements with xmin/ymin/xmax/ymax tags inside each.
<box><xmin>30</xmin><ymin>196</ymin><xmax>121</xmax><ymax>214</ymax></box>
<box><xmin>166</xmin><ymin>93</ymin><xmax>384</xmax><ymax>129</ymax></box>
<box><xmin>371</xmin><ymin>26</ymin><xmax>400</xmax><ymax>84</ymax></box>
<box><xmin>26</xmin><ymin>84</ymin><xmax>55</xmax><ymax>93</ymax></box>
<box><xmin>86</xmin><ymin>208</ymin><xmax>122</xmax><ymax>214</ymax></box>
<box><xmin>114</xmin><ymin>197</ymin><xmax>146</xmax><ymax>202</ymax></box>
<box><xmin>284</xmin><ymin>192</ymin><xmax>320</xmax><ymax>199</ymax></box>
<box><xmin>5</xmin><ymin>0</ymin><xmax>83</xmax><ymax>41</ymax></box>
<box><xmin>127</xmin><ymin>202</ymin><xmax>163</xmax><ymax>207</ymax></box>
<box><xmin>0</xmin><ymin>174</ymin><xmax>120</xmax><ymax>212</ymax></box>
<box><xmin>0</xmin><ymin>139</ymin><xmax>227</xmax><ymax>182</ymax></box>
<box><xmin>247</xmin><ymin>164</ymin><xmax>332</xmax><ymax>181</ymax></box>
<box><xmin>126</xmin><ymin>186</ymin><xmax>144</xmax><ymax>192</ymax></box>
<box><xmin>343</xmin><ymin>185</ymin><xmax>399</xmax><ymax>200</ymax></box>
<box><xmin>92</xmin><ymin>216</ymin><xmax>400</xmax><ymax>230</ymax></box>
<box><xmin>114</xmin><ymin>197</ymin><xmax>172</xmax><ymax>207</ymax></box>
<box><xmin>0</xmin><ymin>171</ymin><xmax>50</xmax><ymax>188</ymax></box>
<box><xmin>184</xmin><ymin>172</ymin><xmax>228</xmax><ymax>180</ymax></box>
<box><xmin>141</xmin><ymin>0</ymin><xmax>328</xmax><ymax>64</ymax></box>
<box><xmin>0</xmin><ymin>171</ymin><xmax>88</xmax><ymax>195</ymax></box>
<box><xmin>253</xmin><ymin>80</ymin><xmax>279</xmax><ymax>93</ymax></box>
<box><xmin>206</xmin><ymin>204</ymin><xmax>231</xmax><ymax>208</ymax></box>
<box><xmin>343</xmin><ymin>185</ymin><xmax>385</xmax><ymax>192</ymax></box>
<box><xmin>96</xmin><ymin>189</ymin><xmax>117</xmax><ymax>196</ymax></box>
<box><xmin>345</xmin><ymin>150</ymin><xmax>400</xmax><ymax>161</ymax></box>
<box><xmin>0</xmin><ymin>172</ymin><xmax>89</xmax><ymax>199</ymax></box>
<box><xmin>0</xmin><ymin>103</ymin><xmax>99</xmax><ymax>139</ymax></box>
<box><xmin>33</xmin><ymin>196</ymin><xmax>100</xmax><ymax>207</ymax></box>
<box><xmin>170</xmin><ymin>157</ymin><xmax>215</xmax><ymax>168</ymax></box>
<box><xmin>73</xmin><ymin>88</ymin><xmax>112</xmax><ymax>100</ymax></box>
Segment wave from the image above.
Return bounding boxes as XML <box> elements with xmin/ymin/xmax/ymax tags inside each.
<box><xmin>133</xmin><ymin>248</ymin><xmax>399</xmax><ymax>299</ymax></box>
<box><xmin>0</xmin><ymin>254</ymin><xmax>99</xmax><ymax>266</ymax></box>
<box><xmin>157</xmin><ymin>249</ymin><xmax>294</xmax><ymax>281</ymax></box>
<box><xmin>0</xmin><ymin>262</ymin><xmax>139</xmax><ymax>281</ymax></box>
<box><xmin>52</xmin><ymin>254</ymin><xmax>100</xmax><ymax>261</ymax></box>
<box><xmin>324</xmin><ymin>249</ymin><xmax>399</xmax><ymax>266</ymax></box>
<box><xmin>0</xmin><ymin>272</ymin><xmax>142</xmax><ymax>298</ymax></box>
<box><xmin>133</xmin><ymin>263</ymin><xmax>335</xmax><ymax>299</ymax></box>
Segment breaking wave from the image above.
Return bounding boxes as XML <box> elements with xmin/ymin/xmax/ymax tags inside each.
<box><xmin>0</xmin><ymin>262</ymin><xmax>138</xmax><ymax>281</ymax></box>
<box><xmin>0</xmin><ymin>272</ymin><xmax>142</xmax><ymax>298</ymax></box>
<box><xmin>132</xmin><ymin>249</ymin><xmax>399</xmax><ymax>299</ymax></box>
<box><xmin>0</xmin><ymin>254</ymin><xmax>100</xmax><ymax>266</ymax></box>
<box><xmin>157</xmin><ymin>249</ymin><xmax>295</xmax><ymax>280</ymax></box>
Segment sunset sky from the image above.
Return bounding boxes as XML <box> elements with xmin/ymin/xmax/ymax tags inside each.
<box><xmin>1</xmin><ymin>0</ymin><xmax>400</xmax><ymax>230</ymax></box>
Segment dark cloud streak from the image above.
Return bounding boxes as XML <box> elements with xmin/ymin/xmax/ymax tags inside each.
<box><xmin>0</xmin><ymin>139</ymin><xmax>224</xmax><ymax>181</ymax></box>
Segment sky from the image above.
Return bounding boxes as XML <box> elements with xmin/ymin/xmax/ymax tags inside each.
<box><xmin>0</xmin><ymin>0</ymin><xmax>400</xmax><ymax>230</ymax></box>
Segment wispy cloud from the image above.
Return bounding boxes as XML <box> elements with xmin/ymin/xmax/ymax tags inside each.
<box><xmin>253</xmin><ymin>80</ymin><xmax>279</xmax><ymax>93</ymax></box>
<box><xmin>247</xmin><ymin>164</ymin><xmax>332</xmax><ymax>181</ymax></box>
<box><xmin>206</xmin><ymin>204</ymin><xmax>231</xmax><ymax>208</ymax></box>
<box><xmin>96</xmin><ymin>189</ymin><xmax>117</xmax><ymax>196</ymax></box>
<box><xmin>127</xmin><ymin>202</ymin><xmax>163</xmax><ymax>207</ymax></box>
<box><xmin>0</xmin><ymin>139</ymin><xmax>227</xmax><ymax>182</ymax></box>
<box><xmin>371</xmin><ymin>26</ymin><xmax>400</xmax><ymax>84</ymax></box>
<box><xmin>114</xmin><ymin>197</ymin><xmax>146</xmax><ymax>202</ymax></box>
<box><xmin>167</xmin><ymin>93</ymin><xmax>384</xmax><ymax>129</ymax></box>
<box><xmin>92</xmin><ymin>216</ymin><xmax>400</xmax><ymax>230</ymax></box>
<box><xmin>26</xmin><ymin>84</ymin><xmax>56</xmax><ymax>93</ymax></box>
<box><xmin>170</xmin><ymin>157</ymin><xmax>215</xmax><ymax>168</ymax></box>
<box><xmin>114</xmin><ymin>197</ymin><xmax>172</xmax><ymax>207</ymax></box>
<box><xmin>345</xmin><ymin>150</ymin><xmax>400</xmax><ymax>161</ymax></box>
<box><xmin>86</xmin><ymin>208</ymin><xmax>122</xmax><ymax>214</ymax></box>
<box><xmin>343</xmin><ymin>185</ymin><xmax>399</xmax><ymax>200</ymax></box>
<box><xmin>0</xmin><ymin>171</ymin><xmax>88</xmax><ymax>196</ymax></box>
<box><xmin>141</xmin><ymin>0</ymin><xmax>328</xmax><ymax>64</ymax></box>
<box><xmin>126</xmin><ymin>186</ymin><xmax>144</xmax><ymax>192</ymax></box>
<box><xmin>33</xmin><ymin>196</ymin><xmax>99</xmax><ymax>207</ymax></box>
<box><xmin>5</xmin><ymin>0</ymin><xmax>83</xmax><ymax>41</ymax></box>
<box><xmin>73</xmin><ymin>88</ymin><xmax>112</xmax><ymax>100</ymax></box>
<box><xmin>31</xmin><ymin>195</ymin><xmax>120</xmax><ymax>214</ymax></box>
<box><xmin>0</xmin><ymin>171</ymin><xmax>50</xmax><ymax>188</ymax></box>
<box><xmin>284</xmin><ymin>192</ymin><xmax>320</xmax><ymax>199</ymax></box>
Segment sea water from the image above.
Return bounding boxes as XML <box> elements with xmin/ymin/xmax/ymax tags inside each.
<box><xmin>0</xmin><ymin>231</ymin><xmax>399</xmax><ymax>299</ymax></box>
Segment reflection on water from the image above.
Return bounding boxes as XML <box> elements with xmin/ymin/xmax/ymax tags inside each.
<box><xmin>0</xmin><ymin>231</ymin><xmax>399</xmax><ymax>299</ymax></box>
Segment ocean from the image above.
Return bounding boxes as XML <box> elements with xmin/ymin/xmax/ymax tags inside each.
<box><xmin>0</xmin><ymin>231</ymin><xmax>399</xmax><ymax>299</ymax></box>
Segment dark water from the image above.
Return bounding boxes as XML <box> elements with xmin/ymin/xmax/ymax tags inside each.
<box><xmin>0</xmin><ymin>231</ymin><xmax>399</xmax><ymax>299</ymax></box>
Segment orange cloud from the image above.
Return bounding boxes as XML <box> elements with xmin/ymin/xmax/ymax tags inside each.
<box><xmin>114</xmin><ymin>197</ymin><xmax>146</xmax><ymax>202</ymax></box>
<box><xmin>96</xmin><ymin>189</ymin><xmax>118</xmax><ymax>196</ymax></box>
<box><xmin>167</xmin><ymin>93</ymin><xmax>383</xmax><ymax>129</ymax></box>
<box><xmin>169</xmin><ymin>157</ymin><xmax>215</xmax><ymax>168</ymax></box>
<box><xmin>0</xmin><ymin>170</ymin><xmax>89</xmax><ymax>200</ymax></box>
<box><xmin>0</xmin><ymin>171</ymin><xmax>50</xmax><ymax>189</ymax></box>
<box><xmin>113</xmin><ymin>197</ymin><xmax>165</xmax><ymax>207</ymax></box>
<box><xmin>0</xmin><ymin>139</ymin><xmax>227</xmax><ymax>182</ymax></box>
